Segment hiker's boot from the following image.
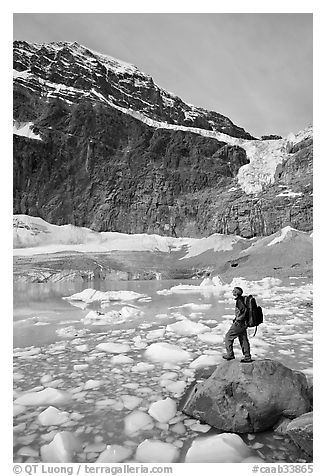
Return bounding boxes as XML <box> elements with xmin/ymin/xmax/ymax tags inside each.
<box><xmin>222</xmin><ymin>354</ymin><xmax>235</xmax><ymax>361</ymax></box>
<box><xmin>241</xmin><ymin>357</ymin><xmax>254</xmax><ymax>363</ymax></box>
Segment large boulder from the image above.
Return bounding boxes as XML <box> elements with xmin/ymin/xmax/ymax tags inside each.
<box><xmin>181</xmin><ymin>359</ymin><xmax>311</xmax><ymax>433</ymax></box>
<box><xmin>286</xmin><ymin>412</ymin><xmax>313</xmax><ymax>457</ymax></box>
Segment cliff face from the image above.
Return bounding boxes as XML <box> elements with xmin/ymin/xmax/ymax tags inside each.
<box><xmin>13</xmin><ymin>41</ymin><xmax>312</xmax><ymax>238</ymax></box>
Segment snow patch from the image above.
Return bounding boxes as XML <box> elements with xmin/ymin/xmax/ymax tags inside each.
<box><xmin>13</xmin><ymin>121</ymin><xmax>42</xmax><ymax>141</ymax></box>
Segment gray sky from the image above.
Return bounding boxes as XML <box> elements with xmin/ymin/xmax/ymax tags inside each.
<box><xmin>13</xmin><ymin>13</ymin><xmax>312</xmax><ymax>137</ymax></box>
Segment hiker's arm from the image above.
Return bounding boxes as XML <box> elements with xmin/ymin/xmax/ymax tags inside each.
<box><xmin>236</xmin><ymin>301</ymin><xmax>247</xmax><ymax>322</ymax></box>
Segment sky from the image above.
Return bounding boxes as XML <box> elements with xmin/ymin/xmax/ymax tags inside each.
<box><xmin>13</xmin><ymin>13</ymin><xmax>312</xmax><ymax>138</ymax></box>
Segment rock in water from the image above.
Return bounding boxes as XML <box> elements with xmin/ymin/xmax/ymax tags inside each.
<box><xmin>135</xmin><ymin>439</ymin><xmax>179</xmax><ymax>463</ymax></box>
<box><xmin>185</xmin><ymin>433</ymin><xmax>254</xmax><ymax>463</ymax></box>
<box><xmin>181</xmin><ymin>359</ymin><xmax>311</xmax><ymax>433</ymax></box>
<box><xmin>40</xmin><ymin>431</ymin><xmax>82</xmax><ymax>462</ymax></box>
<box><xmin>286</xmin><ymin>412</ymin><xmax>313</xmax><ymax>457</ymax></box>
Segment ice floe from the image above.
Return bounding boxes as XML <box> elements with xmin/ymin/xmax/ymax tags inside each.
<box><xmin>110</xmin><ymin>355</ymin><xmax>134</xmax><ymax>365</ymax></box>
<box><xmin>96</xmin><ymin>445</ymin><xmax>133</xmax><ymax>463</ymax></box>
<box><xmin>185</xmin><ymin>433</ymin><xmax>257</xmax><ymax>463</ymax></box>
<box><xmin>96</xmin><ymin>342</ymin><xmax>130</xmax><ymax>353</ymax></box>
<box><xmin>40</xmin><ymin>431</ymin><xmax>82</xmax><ymax>462</ymax></box>
<box><xmin>166</xmin><ymin>319</ymin><xmax>210</xmax><ymax>336</ymax></box>
<box><xmin>148</xmin><ymin>398</ymin><xmax>177</xmax><ymax>423</ymax></box>
<box><xmin>189</xmin><ymin>354</ymin><xmax>221</xmax><ymax>369</ymax></box>
<box><xmin>197</xmin><ymin>332</ymin><xmax>224</xmax><ymax>344</ymax></box>
<box><xmin>14</xmin><ymin>388</ymin><xmax>72</xmax><ymax>406</ymax></box>
<box><xmin>38</xmin><ymin>406</ymin><xmax>70</xmax><ymax>426</ymax></box>
<box><xmin>135</xmin><ymin>439</ymin><xmax>179</xmax><ymax>463</ymax></box>
<box><xmin>145</xmin><ymin>343</ymin><xmax>192</xmax><ymax>363</ymax></box>
<box><xmin>124</xmin><ymin>411</ymin><xmax>154</xmax><ymax>436</ymax></box>
<box><xmin>121</xmin><ymin>395</ymin><xmax>143</xmax><ymax>410</ymax></box>
<box><xmin>63</xmin><ymin>288</ymin><xmax>146</xmax><ymax>303</ymax></box>
<box><xmin>56</xmin><ymin>327</ymin><xmax>88</xmax><ymax>338</ymax></box>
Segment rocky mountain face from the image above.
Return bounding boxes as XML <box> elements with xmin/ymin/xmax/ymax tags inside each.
<box><xmin>13</xmin><ymin>40</ymin><xmax>313</xmax><ymax>238</ymax></box>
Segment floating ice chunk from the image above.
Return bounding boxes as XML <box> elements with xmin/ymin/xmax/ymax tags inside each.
<box><xmin>14</xmin><ymin>388</ymin><xmax>72</xmax><ymax>406</ymax></box>
<box><xmin>40</xmin><ymin>431</ymin><xmax>82</xmax><ymax>462</ymax></box>
<box><xmin>13</xmin><ymin>405</ymin><xmax>26</xmax><ymax>417</ymax></box>
<box><xmin>185</xmin><ymin>433</ymin><xmax>252</xmax><ymax>462</ymax></box>
<box><xmin>63</xmin><ymin>289</ymin><xmax>97</xmax><ymax>302</ymax></box>
<box><xmin>135</xmin><ymin>439</ymin><xmax>179</xmax><ymax>463</ymax></box>
<box><xmin>171</xmin><ymin>422</ymin><xmax>186</xmax><ymax>434</ymax></box>
<box><xmin>131</xmin><ymin>362</ymin><xmax>155</xmax><ymax>372</ymax></box>
<box><xmin>96</xmin><ymin>342</ymin><xmax>130</xmax><ymax>353</ymax></box>
<box><xmin>242</xmin><ymin>456</ymin><xmax>265</xmax><ymax>462</ymax></box>
<box><xmin>40</xmin><ymin>374</ymin><xmax>53</xmax><ymax>384</ymax></box>
<box><xmin>96</xmin><ymin>445</ymin><xmax>133</xmax><ymax>463</ymax></box>
<box><xmin>73</xmin><ymin>364</ymin><xmax>89</xmax><ymax>371</ymax></box>
<box><xmin>157</xmin><ymin>289</ymin><xmax>172</xmax><ymax>296</ymax></box>
<box><xmin>181</xmin><ymin>303</ymin><xmax>212</xmax><ymax>311</ymax></box>
<box><xmin>167</xmin><ymin>320</ymin><xmax>210</xmax><ymax>336</ymax></box>
<box><xmin>96</xmin><ymin>399</ymin><xmax>118</xmax><ymax>407</ymax></box>
<box><xmin>190</xmin><ymin>354</ymin><xmax>220</xmax><ymax>369</ymax></box>
<box><xmin>84</xmin><ymin>442</ymin><xmax>106</xmax><ymax>453</ymax></box>
<box><xmin>17</xmin><ymin>446</ymin><xmax>39</xmax><ymax>457</ymax></box>
<box><xmin>190</xmin><ymin>422</ymin><xmax>211</xmax><ymax>433</ymax></box>
<box><xmin>75</xmin><ymin>345</ymin><xmax>89</xmax><ymax>352</ymax></box>
<box><xmin>111</xmin><ymin>355</ymin><xmax>134</xmax><ymax>365</ymax></box>
<box><xmin>121</xmin><ymin>395</ymin><xmax>142</xmax><ymax>410</ymax></box>
<box><xmin>165</xmin><ymin>381</ymin><xmax>187</xmax><ymax>395</ymax></box>
<box><xmin>84</xmin><ymin>380</ymin><xmax>103</xmax><ymax>390</ymax></box>
<box><xmin>160</xmin><ymin>372</ymin><xmax>178</xmax><ymax>381</ymax></box>
<box><xmin>56</xmin><ymin>327</ymin><xmax>87</xmax><ymax>338</ymax></box>
<box><xmin>197</xmin><ymin>333</ymin><xmax>224</xmax><ymax>344</ymax></box>
<box><xmin>146</xmin><ymin>328</ymin><xmax>166</xmax><ymax>340</ymax></box>
<box><xmin>64</xmin><ymin>289</ymin><xmax>146</xmax><ymax>303</ymax></box>
<box><xmin>120</xmin><ymin>306</ymin><xmax>142</xmax><ymax>318</ymax></box>
<box><xmin>148</xmin><ymin>398</ymin><xmax>177</xmax><ymax>423</ymax></box>
<box><xmin>145</xmin><ymin>343</ymin><xmax>192</xmax><ymax>363</ymax></box>
<box><xmin>124</xmin><ymin>411</ymin><xmax>154</xmax><ymax>436</ymax></box>
<box><xmin>14</xmin><ymin>347</ymin><xmax>41</xmax><ymax>358</ymax></box>
<box><xmin>38</xmin><ymin>406</ymin><xmax>70</xmax><ymax>426</ymax></box>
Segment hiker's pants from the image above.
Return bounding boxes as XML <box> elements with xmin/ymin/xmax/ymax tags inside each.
<box><xmin>225</xmin><ymin>321</ymin><xmax>251</xmax><ymax>358</ymax></box>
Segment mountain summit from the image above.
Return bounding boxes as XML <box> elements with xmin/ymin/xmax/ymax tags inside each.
<box><xmin>14</xmin><ymin>40</ymin><xmax>254</xmax><ymax>139</ymax></box>
<box><xmin>13</xmin><ymin>40</ymin><xmax>312</xmax><ymax>238</ymax></box>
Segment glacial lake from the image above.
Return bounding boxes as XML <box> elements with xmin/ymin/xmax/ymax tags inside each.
<box><xmin>13</xmin><ymin>277</ymin><xmax>313</xmax><ymax>463</ymax></box>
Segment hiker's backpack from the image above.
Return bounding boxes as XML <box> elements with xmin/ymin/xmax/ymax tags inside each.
<box><xmin>244</xmin><ymin>295</ymin><xmax>263</xmax><ymax>336</ymax></box>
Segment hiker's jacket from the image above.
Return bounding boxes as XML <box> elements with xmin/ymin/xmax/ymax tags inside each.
<box><xmin>234</xmin><ymin>296</ymin><xmax>247</xmax><ymax>323</ymax></box>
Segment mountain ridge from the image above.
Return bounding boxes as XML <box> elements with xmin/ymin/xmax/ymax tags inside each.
<box><xmin>13</xmin><ymin>40</ymin><xmax>313</xmax><ymax>238</ymax></box>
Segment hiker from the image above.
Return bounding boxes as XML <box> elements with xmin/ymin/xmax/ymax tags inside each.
<box><xmin>223</xmin><ymin>286</ymin><xmax>253</xmax><ymax>363</ymax></box>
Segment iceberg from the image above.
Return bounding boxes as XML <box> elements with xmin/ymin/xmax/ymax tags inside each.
<box><xmin>96</xmin><ymin>342</ymin><xmax>130</xmax><ymax>353</ymax></box>
<box><xmin>14</xmin><ymin>388</ymin><xmax>72</xmax><ymax>406</ymax></box>
<box><xmin>145</xmin><ymin>342</ymin><xmax>192</xmax><ymax>363</ymax></box>
<box><xmin>38</xmin><ymin>406</ymin><xmax>70</xmax><ymax>426</ymax></box>
<box><xmin>96</xmin><ymin>445</ymin><xmax>133</xmax><ymax>463</ymax></box>
<box><xmin>185</xmin><ymin>433</ymin><xmax>254</xmax><ymax>463</ymax></box>
<box><xmin>148</xmin><ymin>398</ymin><xmax>177</xmax><ymax>423</ymax></box>
<box><xmin>135</xmin><ymin>439</ymin><xmax>179</xmax><ymax>463</ymax></box>
<box><xmin>40</xmin><ymin>431</ymin><xmax>82</xmax><ymax>463</ymax></box>
<box><xmin>167</xmin><ymin>319</ymin><xmax>210</xmax><ymax>336</ymax></box>
<box><xmin>124</xmin><ymin>411</ymin><xmax>154</xmax><ymax>436</ymax></box>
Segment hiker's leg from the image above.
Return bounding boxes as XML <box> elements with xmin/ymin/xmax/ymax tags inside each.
<box><xmin>238</xmin><ymin>329</ymin><xmax>251</xmax><ymax>359</ymax></box>
<box><xmin>224</xmin><ymin>323</ymin><xmax>239</xmax><ymax>358</ymax></box>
